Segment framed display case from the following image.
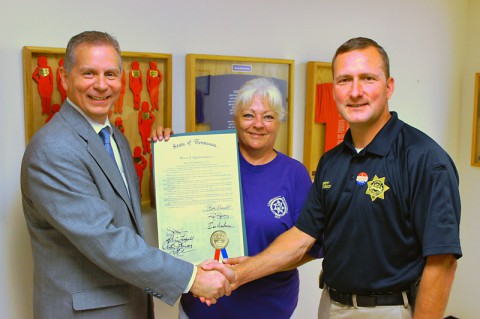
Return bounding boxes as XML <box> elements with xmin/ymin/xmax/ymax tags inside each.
<box><xmin>22</xmin><ymin>46</ymin><xmax>173</xmax><ymax>206</ymax></box>
<box><xmin>472</xmin><ymin>73</ymin><xmax>480</xmax><ymax>167</ymax></box>
<box><xmin>185</xmin><ymin>54</ymin><xmax>294</xmax><ymax>156</ymax></box>
<box><xmin>303</xmin><ymin>61</ymin><xmax>332</xmax><ymax>179</ymax></box>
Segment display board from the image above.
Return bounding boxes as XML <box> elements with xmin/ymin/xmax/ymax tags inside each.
<box><xmin>186</xmin><ymin>54</ymin><xmax>294</xmax><ymax>156</ymax></box>
<box><xmin>303</xmin><ymin>61</ymin><xmax>331</xmax><ymax>179</ymax></box>
<box><xmin>23</xmin><ymin>46</ymin><xmax>172</xmax><ymax>206</ymax></box>
<box><xmin>472</xmin><ymin>72</ymin><xmax>480</xmax><ymax>167</ymax></box>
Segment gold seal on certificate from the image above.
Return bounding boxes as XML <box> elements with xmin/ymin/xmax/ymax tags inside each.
<box><xmin>210</xmin><ymin>230</ymin><xmax>229</xmax><ymax>249</ymax></box>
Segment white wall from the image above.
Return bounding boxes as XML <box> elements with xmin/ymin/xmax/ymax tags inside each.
<box><xmin>1</xmin><ymin>0</ymin><xmax>477</xmax><ymax>318</ymax></box>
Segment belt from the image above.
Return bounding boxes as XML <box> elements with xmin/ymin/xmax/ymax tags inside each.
<box><xmin>327</xmin><ymin>288</ymin><xmax>410</xmax><ymax>307</ymax></box>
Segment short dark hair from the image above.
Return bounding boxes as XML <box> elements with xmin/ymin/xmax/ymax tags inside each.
<box><xmin>63</xmin><ymin>31</ymin><xmax>122</xmax><ymax>73</ymax></box>
<box><xmin>332</xmin><ymin>37</ymin><xmax>390</xmax><ymax>78</ymax></box>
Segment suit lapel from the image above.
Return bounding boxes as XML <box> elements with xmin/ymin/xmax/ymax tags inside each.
<box><xmin>59</xmin><ymin>102</ymin><xmax>138</xmax><ymax>232</ymax></box>
<box><xmin>114</xmin><ymin>130</ymin><xmax>145</xmax><ymax>237</ymax></box>
<box><xmin>86</xmin><ymin>141</ymin><xmax>133</xmax><ymax>212</ymax></box>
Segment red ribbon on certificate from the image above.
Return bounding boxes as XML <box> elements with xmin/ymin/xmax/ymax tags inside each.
<box><xmin>213</xmin><ymin>248</ymin><xmax>229</xmax><ymax>261</ymax></box>
<box><xmin>214</xmin><ymin>249</ymin><xmax>221</xmax><ymax>261</ymax></box>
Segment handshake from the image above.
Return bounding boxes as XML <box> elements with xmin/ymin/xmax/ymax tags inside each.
<box><xmin>189</xmin><ymin>256</ymin><xmax>248</xmax><ymax>305</ymax></box>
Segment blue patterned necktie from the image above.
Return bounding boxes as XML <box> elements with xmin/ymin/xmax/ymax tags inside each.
<box><xmin>99</xmin><ymin>126</ymin><xmax>116</xmax><ymax>162</ymax></box>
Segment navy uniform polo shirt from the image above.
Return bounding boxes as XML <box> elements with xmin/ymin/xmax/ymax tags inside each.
<box><xmin>296</xmin><ymin>112</ymin><xmax>462</xmax><ymax>294</ymax></box>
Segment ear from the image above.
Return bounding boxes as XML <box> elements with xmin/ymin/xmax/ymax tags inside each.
<box><xmin>59</xmin><ymin>66</ymin><xmax>69</xmax><ymax>91</ymax></box>
<box><xmin>386</xmin><ymin>77</ymin><xmax>395</xmax><ymax>100</ymax></box>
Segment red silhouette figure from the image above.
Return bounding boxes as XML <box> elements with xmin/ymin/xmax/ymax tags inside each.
<box><xmin>56</xmin><ymin>58</ymin><xmax>67</xmax><ymax>103</ymax></box>
<box><xmin>315</xmin><ymin>83</ymin><xmax>349</xmax><ymax>152</ymax></box>
<box><xmin>147</xmin><ymin>61</ymin><xmax>163</xmax><ymax>111</ymax></box>
<box><xmin>129</xmin><ymin>61</ymin><xmax>142</xmax><ymax>110</ymax></box>
<box><xmin>32</xmin><ymin>56</ymin><xmax>54</xmax><ymax>115</ymax></box>
<box><xmin>114</xmin><ymin>116</ymin><xmax>125</xmax><ymax>134</ymax></box>
<box><xmin>114</xmin><ymin>70</ymin><xmax>126</xmax><ymax>114</ymax></box>
<box><xmin>133</xmin><ymin>146</ymin><xmax>148</xmax><ymax>197</ymax></box>
<box><xmin>46</xmin><ymin>103</ymin><xmax>61</xmax><ymax>123</ymax></box>
<box><xmin>138</xmin><ymin>101</ymin><xmax>155</xmax><ymax>154</ymax></box>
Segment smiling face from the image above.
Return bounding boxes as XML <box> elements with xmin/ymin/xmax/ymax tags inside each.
<box><xmin>234</xmin><ymin>95</ymin><xmax>280</xmax><ymax>160</ymax></box>
<box><xmin>60</xmin><ymin>43</ymin><xmax>122</xmax><ymax>124</ymax></box>
<box><xmin>333</xmin><ymin>46</ymin><xmax>394</xmax><ymax>131</ymax></box>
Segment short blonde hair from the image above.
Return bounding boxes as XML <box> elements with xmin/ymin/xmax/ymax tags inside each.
<box><xmin>233</xmin><ymin>77</ymin><xmax>286</xmax><ymax>121</ymax></box>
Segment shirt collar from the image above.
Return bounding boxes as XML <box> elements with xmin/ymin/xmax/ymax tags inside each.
<box><xmin>67</xmin><ymin>98</ymin><xmax>112</xmax><ymax>134</ymax></box>
<box><xmin>343</xmin><ymin>112</ymin><xmax>404</xmax><ymax>157</ymax></box>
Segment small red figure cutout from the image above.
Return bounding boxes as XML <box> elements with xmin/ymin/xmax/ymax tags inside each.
<box><xmin>32</xmin><ymin>56</ymin><xmax>54</xmax><ymax>115</ymax></box>
<box><xmin>133</xmin><ymin>146</ymin><xmax>148</xmax><ymax>197</ymax></box>
<box><xmin>147</xmin><ymin>61</ymin><xmax>163</xmax><ymax>111</ymax></box>
<box><xmin>56</xmin><ymin>58</ymin><xmax>67</xmax><ymax>103</ymax></box>
<box><xmin>114</xmin><ymin>70</ymin><xmax>126</xmax><ymax>114</ymax></box>
<box><xmin>129</xmin><ymin>61</ymin><xmax>142</xmax><ymax>110</ymax></box>
<box><xmin>138</xmin><ymin>101</ymin><xmax>155</xmax><ymax>154</ymax></box>
<box><xmin>114</xmin><ymin>116</ymin><xmax>125</xmax><ymax>134</ymax></box>
<box><xmin>46</xmin><ymin>103</ymin><xmax>61</xmax><ymax>123</ymax></box>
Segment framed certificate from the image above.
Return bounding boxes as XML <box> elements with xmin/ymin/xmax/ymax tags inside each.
<box><xmin>185</xmin><ymin>54</ymin><xmax>294</xmax><ymax>156</ymax></box>
<box><xmin>152</xmin><ymin>130</ymin><xmax>247</xmax><ymax>264</ymax></box>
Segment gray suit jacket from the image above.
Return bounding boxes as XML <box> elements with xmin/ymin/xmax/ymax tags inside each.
<box><xmin>21</xmin><ymin>102</ymin><xmax>193</xmax><ymax>319</ymax></box>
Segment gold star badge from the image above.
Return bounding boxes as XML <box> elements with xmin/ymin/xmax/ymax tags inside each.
<box><xmin>365</xmin><ymin>175</ymin><xmax>390</xmax><ymax>201</ymax></box>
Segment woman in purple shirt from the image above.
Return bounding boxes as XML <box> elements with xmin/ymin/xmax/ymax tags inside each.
<box><xmin>180</xmin><ymin>77</ymin><xmax>321</xmax><ymax>319</ymax></box>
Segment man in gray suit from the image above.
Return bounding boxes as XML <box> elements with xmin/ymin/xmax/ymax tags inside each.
<box><xmin>21</xmin><ymin>31</ymin><xmax>231</xmax><ymax>319</ymax></box>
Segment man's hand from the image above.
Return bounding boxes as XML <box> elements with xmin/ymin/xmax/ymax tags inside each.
<box><xmin>201</xmin><ymin>256</ymin><xmax>246</xmax><ymax>290</ymax></box>
<box><xmin>194</xmin><ymin>258</ymin><xmax>242</xmax><ymax>305</ymax></box>
<box><xmin>148</xmin><ymin>126</ymin><xmax>173</xmax><ymax>142</ymax></box>
<box><xmin>205</xmin><ymin>227</ymin><xmax>317</xmax><ymax>294</ymax></box>
<box><xmin>192</xmin><ymin>260</ymin><xmax>236</xmax><ymax>305</ymax></box>
<box><xmin>223</xmin><ymin>256</ymin><xmax>249</xmax><ymax>267</ymax></box>
<box><xmin>189</xmin><ymin>260</ymin><xmax>235</xmax><ymax>306</ymax></box>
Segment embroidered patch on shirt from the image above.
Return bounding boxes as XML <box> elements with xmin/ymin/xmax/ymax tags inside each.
<box><xmin>268</xmin><ymin>196</ymin><xmax>288</xmax><ymax>219</ymax></box>
<box><xmin>365</xmin><ymin>175</ymin><xmax>390</xmax><ymax>201</ymax></box>
<box><xmin>322</xmin><ymin>181</ymin><xmax>332</xmax><ymax>189</ymax></box>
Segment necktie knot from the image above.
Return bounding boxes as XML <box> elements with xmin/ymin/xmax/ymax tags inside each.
<box><xmin>99</xmin><ymin>127</ymin><xmax>116</xmax><ymax>162</ymax></box>
<box><xmin>99</xmin><ymin>126</ymin><xmax>110</xmax><ymax>143</ymax></box>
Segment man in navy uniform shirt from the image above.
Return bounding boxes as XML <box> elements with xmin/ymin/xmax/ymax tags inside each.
<box><xmin>206</xmin><ymin>37</ymin><xmax>461</xmax><ymax>319</ymax></box>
